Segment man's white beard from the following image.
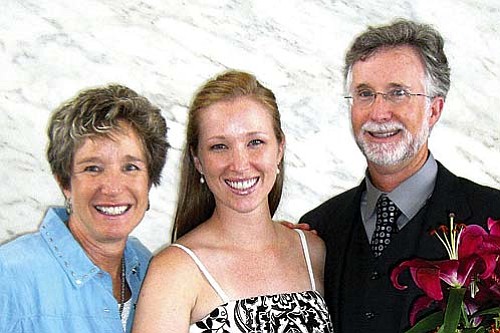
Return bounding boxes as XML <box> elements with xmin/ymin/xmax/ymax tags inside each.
<box><xmin>355</xmin><ymin>113</ymin><xmax>431</xmax><ymax>167</ymax></box>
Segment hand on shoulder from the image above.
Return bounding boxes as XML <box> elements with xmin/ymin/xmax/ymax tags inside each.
<box><xmin>278</xmin><ymin>220</ymin><xmax>318</xmax><ymax>235</ymax></box>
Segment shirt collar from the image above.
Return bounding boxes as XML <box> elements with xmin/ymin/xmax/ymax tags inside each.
<box><xmin>40</xmin><ymin>207</ymin><xmax>141</xmax><ymax>288</ymax></box>
<box><xmin>365</xmin><ymin>152</ymin><xmax>438</xmax><ymax>220</ymax></box>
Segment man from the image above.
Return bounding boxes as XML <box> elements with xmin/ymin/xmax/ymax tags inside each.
<box><xmin>300</xmin><ymin>19</ymin><xmax>500</xmax><ymax>333</ymax></box>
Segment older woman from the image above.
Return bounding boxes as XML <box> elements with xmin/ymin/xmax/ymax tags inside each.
<box><xmin>0</xmin><ymin>84</ymin><xmax>169</xmax><ymax>333</ymax></box>
<box><xmin>133</xmin><ymin>70</ymin><xmax>333</xmax><ymax>332</ymax></box>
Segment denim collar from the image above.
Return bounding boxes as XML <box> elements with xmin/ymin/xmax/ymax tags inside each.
<box><xmin>40</xmin><ymin>207</ymin><xmax>141</xmax><ymax>288</ymax></box>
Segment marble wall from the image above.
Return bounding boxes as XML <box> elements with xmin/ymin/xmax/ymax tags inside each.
<box><xmin>1</xmin><ymin>0</ymin><xmax>499</xmax><ymax>252</ymax></box>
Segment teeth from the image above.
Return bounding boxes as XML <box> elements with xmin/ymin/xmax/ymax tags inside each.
<box><xmin>226</xmin><ymin>178</ymin><xmax>258</xmax><ymax>190</ymax></box>
<box><xmin>96</xmin><ymin>205</ymin><xmax>129</xmax><ymax>216</ymax></box>
<box><xmin>371</xmin><ymin>131</ymin><xmax>398</xmax><ymax>138</ymax></box>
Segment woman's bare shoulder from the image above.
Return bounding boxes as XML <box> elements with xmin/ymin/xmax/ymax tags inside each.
<box><xmin>277</xmin><ymin>222</ymin><xmax>325</xmax><ymax>254</ymax></box>
<box><xmin>302</xmin><ymin>229</ymin><xmax>326</xmax><ymax>254</ymax></box>
<box><xmin>147</xmin><ymin>242</ymin><xmax>201</xmax><ymax>282</ymax></box>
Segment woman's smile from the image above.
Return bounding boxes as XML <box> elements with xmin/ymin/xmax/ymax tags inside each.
<box><xmin>225</xmin><ymin>177</ymin><xmax>260</xmax><ymax>194</ymax></box>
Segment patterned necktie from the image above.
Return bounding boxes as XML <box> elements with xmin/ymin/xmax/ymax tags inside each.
<box><xmin>371</xmin><ymin>194</ymin><xmax>402</xmax><ymax>257</ymax></box>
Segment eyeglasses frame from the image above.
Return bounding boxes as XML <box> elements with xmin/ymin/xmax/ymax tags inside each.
<box><xmin>344</xmin><ymin>89</ymin><xmax>433</xmax><ymax>108</ymax></box>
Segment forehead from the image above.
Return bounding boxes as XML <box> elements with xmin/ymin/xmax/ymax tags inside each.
<box><xmin>74</xmin><ymin>122</ymin><xmax>146</xmax><ymax>158</ymax></box>
<box><xmin>351</xmin><ymin>45</ymin><xmax>426</xmax><ymax>89</ymax></box>
<box><xmin>198</xmin><ymin>97</ymin><xmax>274</xmax><ymax>138</ymax></box>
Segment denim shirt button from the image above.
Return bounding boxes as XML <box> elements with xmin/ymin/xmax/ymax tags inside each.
<box><xmin>75</xmin><ymin>279</ymin><xmax>82</xmax><ymax>285</ymax></box>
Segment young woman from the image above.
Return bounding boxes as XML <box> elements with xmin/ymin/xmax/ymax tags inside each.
<box><xmin>133</xmin><ymin>70</ymin><xmax>333</xmax><ymax>333</ymax></box>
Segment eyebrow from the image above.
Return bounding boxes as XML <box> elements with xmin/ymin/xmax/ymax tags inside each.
<box><xmin>354</xmin><ymin>83</ymin><xmax>372</xmax><ymax>90</ymax></box>
<box><xmin>74</xmin><ymin>157</ymin><xmax>102</xmax><ymax>165</ymax></box>
<box><xmin>206</xmin><ymin>131</ymin><xmax>269</xmax><ymax>141</ymax></box>
<box><xmin>75</xmin><ymin>155</ymin><xmax>146</xmax><ymax>165</ymax></box>
<box><xmin>354</xmin><ymin>82</ymin><xmax>410</xmax><ymax>91</ymax></box>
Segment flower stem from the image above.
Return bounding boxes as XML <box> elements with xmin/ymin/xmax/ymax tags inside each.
<box><xmin>461</xmin><ymin>302</ymin><xmax>470</xmax><ymax>328</ymax></box>
<box><xmin>442</xmin><ymin>288</ymin><xmax>466</xmax><ymax>333</ymax></box>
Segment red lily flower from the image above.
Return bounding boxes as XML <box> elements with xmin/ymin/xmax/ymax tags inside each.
<box><xmin>391</xmin><ymin>216</ymin><xmax>500</xmax><ymax>331</ymax></box>
<box><xmin>390</xmin><ymin>256</ymin><xmax>485</xmax><ymax>301</ymax></box>
<box><xmin>391</xmin><ymin>216</ymin><xmax>500</xmax><ymax>301</ymax></box>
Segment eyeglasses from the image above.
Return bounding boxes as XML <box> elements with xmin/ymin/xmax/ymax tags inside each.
<box><xmin>345</xmin><ymin>88</ymin><xmax>432</xmax><ymax>108</ymax></box>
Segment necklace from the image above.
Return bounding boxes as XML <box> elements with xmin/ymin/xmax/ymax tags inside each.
<box><xmin>118</xmin><ymin>257</ymin><xmax>126</xmax><ymax>319</ymax></box>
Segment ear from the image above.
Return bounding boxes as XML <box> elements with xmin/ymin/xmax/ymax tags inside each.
<box><xmin>190</xmin><ymin>147</ymin><xmax>203</xmax><ymax>174</ymax></box>
<box><xmin>428</xmin><ymin>96</ymin><xmax>444</xmax><ymax>129</ymax></box>
<box><xmin>277</xmin><ymin>135</ymin><xmax>286</xmax><ymax>164</ymax></box>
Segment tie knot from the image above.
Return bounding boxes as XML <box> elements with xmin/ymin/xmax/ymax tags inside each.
<box><xmin>376</xmin><ymin>195</ymin><xmax>401</xmax><ymax>221</ymax></box>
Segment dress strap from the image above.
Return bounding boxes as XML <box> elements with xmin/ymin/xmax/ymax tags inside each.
<box><xmin>170</xmin><ymin>243</ymin><xmax>230</xmax><ymax>303</ymax></box>
<box><xmin>294</xmin><ymin>229</ymin><xmax>316</xmax><ymax>291</ymax></box>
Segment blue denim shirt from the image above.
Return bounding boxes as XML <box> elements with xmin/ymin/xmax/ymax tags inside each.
<box><xmin>0</xmin><ymin>207</ymin><xmax>152</xmax><ymax>333</ymax></box>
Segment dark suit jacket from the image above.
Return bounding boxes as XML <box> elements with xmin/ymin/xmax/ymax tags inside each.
<box><xmin>300</xmin><ymin>161</ymin><xmax>500</xmax><ymax>333</ymax></box>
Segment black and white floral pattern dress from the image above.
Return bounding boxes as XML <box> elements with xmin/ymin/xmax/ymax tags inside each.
<box><xmin>172</xmin><ymin>230</ymin><xmax>334</xmax><ymax>333</ymax></box>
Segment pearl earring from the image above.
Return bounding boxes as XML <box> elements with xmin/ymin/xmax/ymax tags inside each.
<box><xmin>200</xmin><ymin>175</ymin><xmax>205</xmax><ymax>184</ymax></box>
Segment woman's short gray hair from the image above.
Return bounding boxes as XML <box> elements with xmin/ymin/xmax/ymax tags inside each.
<box><xmin>47</xmin><ymin>84</ymin><xmax>169</xmax><ymax>189</ymax></box>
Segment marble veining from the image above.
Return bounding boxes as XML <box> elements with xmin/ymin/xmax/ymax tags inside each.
<box><xmin>1</xmin><ymin>0</ymin><xmax>499</xmax><ymax>251</ymax></box>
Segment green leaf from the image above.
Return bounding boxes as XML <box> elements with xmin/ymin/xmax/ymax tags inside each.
<box><xmin>462</xmin><ymin>328</ymin><xmax>485</xmax><ymax>333</ymax></box>
<box><xmin>471</xmin><ymin>306</ymin><xmax>500</xmax><ymax>317</ymax></box>
<box><xmin>404</xmin><ymin>311</ymin><xmax>444</xmax><ymax>333</ymax></box>
<box><xmin>441</xmin><ymin>288</ymin><xmax>466</xmax><ymax>333</ymax></box>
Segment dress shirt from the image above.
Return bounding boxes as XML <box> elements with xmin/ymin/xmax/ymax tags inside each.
<box><xmin>0</xmin><ymin>207</ymin><xmax>152</xmax><ymax>333</ymax></box>
<box><xmin>361</xmin><ymin>153</ymin><xmax>438</xmax><ymax>241</ymax></box>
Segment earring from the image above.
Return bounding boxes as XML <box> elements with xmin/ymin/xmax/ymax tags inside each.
<box><xmin>277</xmin><ymin>167</ymin><xmax>280</xmax><ymax>175</ymax></box>
<box><xmin>65</xmin><ymin>197</ymin><xmax>72</xmax><ymax>215</ymax></box>
<box><xmin>200</xmin><ymin>175</ymin><xmax>205</xmax><ymax>184</ymax></box>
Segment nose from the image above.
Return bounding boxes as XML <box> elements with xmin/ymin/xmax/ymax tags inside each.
<box><xmin>99</xmin><ymin>169</ymin><xmax>125</xmax><ymax>196</ymax></box>
<box><xmin>369</xmin><ymin>93</ymin><xmax>393</xmax><ymax>122</ymax></box>
<box><xmin>230</xmin><ymin>146</ymin><xmax>250</xmax><ymax>172</ymax></box>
